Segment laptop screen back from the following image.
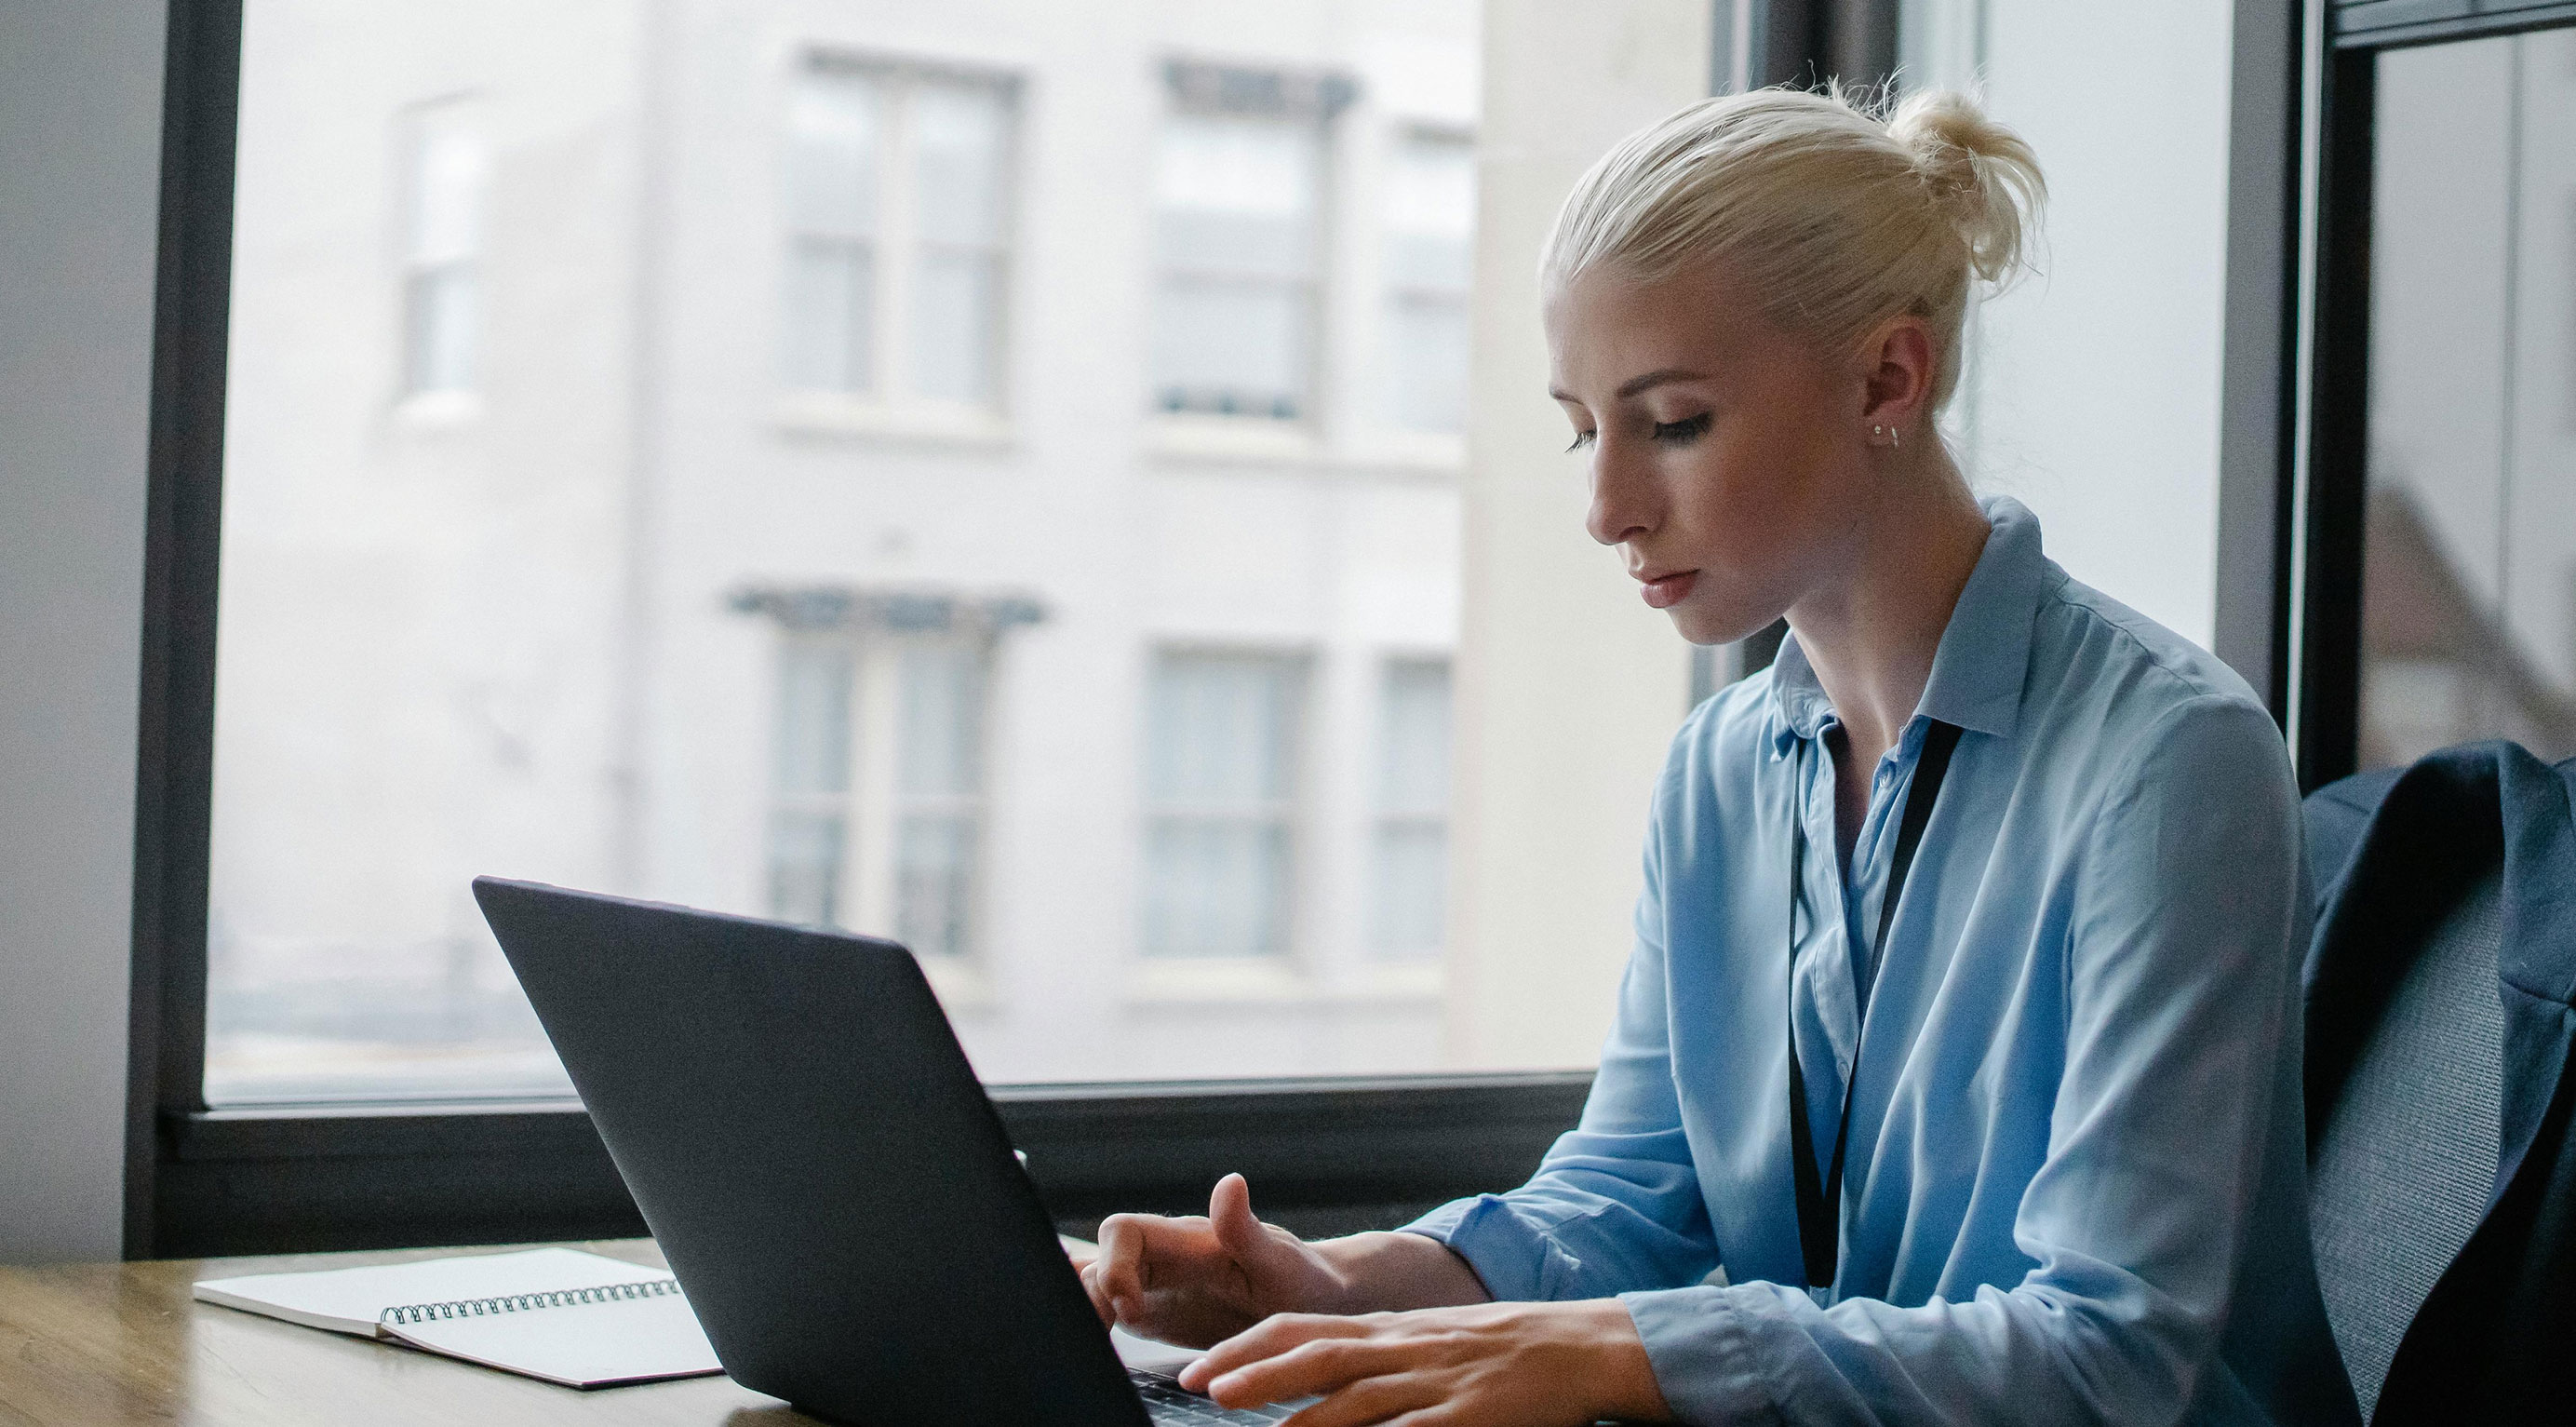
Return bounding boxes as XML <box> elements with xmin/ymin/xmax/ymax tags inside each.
<box><xmin>472</xmin><ymin>876</ymin><xmax>1149</xmax><ymax>1427</ymax></box>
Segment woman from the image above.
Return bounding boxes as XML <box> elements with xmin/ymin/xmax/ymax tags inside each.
<box><xmin>1082</xmin><ymin>87</ymin><xmax>2358</xmax><ymax>1427</ymax></box>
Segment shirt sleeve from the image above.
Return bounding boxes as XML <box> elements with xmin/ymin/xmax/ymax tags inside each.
<box><xmin>1615</xmin><ymin>695</ymin><xmax>2314</xmax><ymax>1424</ymax></box>
<box><xmin>1400</xmin><ymin>761</ymin><xmax>1724</xmax><ymax>1301</ymax></box>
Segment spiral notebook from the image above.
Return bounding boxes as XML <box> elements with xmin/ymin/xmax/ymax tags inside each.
<box><xmin>193</xmin><ymin>1247</ymin><xmax>724</xmax><ymax>1388</ymax></box>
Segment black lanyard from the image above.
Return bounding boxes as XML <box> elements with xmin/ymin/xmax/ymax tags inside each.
<box><xmin>1786</xmin><ymin>718</ymin><xmax>1963</xmax><ymax>1290</ymax></box>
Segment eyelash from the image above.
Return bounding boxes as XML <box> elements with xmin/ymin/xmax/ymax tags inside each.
<box><xmin>1564</xmin><ymin>413</ymin><xmax>1712</xmax><ymax>452</ymax></box>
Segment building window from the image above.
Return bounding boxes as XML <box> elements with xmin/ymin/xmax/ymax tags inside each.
<box><xmin>758</xmin><ymin>607</ymin><xmax>1007</xmax><ymax>961</ymax></box>
<box><xmin>1148</xmin><ymin>64</ymin><xmax>1348</xmax><ymax>422</ymax></box>
<box><xmin>1142</xmin><ymin>650</ymin><xmax>1307</xmax><ymax>957</ymax></box>
<box><xmin>784</xmin><ymin>60</ymin><xmax>1013</xmax><ymax>408</ymax></box>
<box><xmin>1371</xmin><ymin>657</ymin><xmax>1451</xmax><ymax>959</ymax></box>
<box><xmin>400</xmin><ymin>98</ymin><xmax>482</xmax><ymax>396</ymax></box>
<box><xmin>768</xmin><ymin>640</ymin><xmax>856</xmax><ymax>927</ymax></box>
<box><xmin>891</xmin><ymin>639</ymin><xmax>987</xmax><ymax>959</ymax></box>
<box><xmin>1378</xmin><ymin>130</ymin><xmax>1474</xmax><ymax>434</ymax></box>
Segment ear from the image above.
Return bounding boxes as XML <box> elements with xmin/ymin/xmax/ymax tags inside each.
<box><xmin>1858</xmin><ymin>316</ymin><xmax>1937</xmax><ymax>443</ymax></box>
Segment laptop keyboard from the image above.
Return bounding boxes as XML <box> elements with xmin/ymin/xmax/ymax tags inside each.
<box><xmin>1132</xmin><ymin>1370</ymin><xmax>1315</xmax><ymax>1424</ymax></box>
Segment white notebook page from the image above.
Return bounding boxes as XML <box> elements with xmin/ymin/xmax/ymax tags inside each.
<box><xmin>194</xmin><ymin>1247</ymin><xmax>677</xmax><ymax>1337</ymax></box>
<box><xmin>382</xmin><ymin>1285</ymin><xmax>722</xmax><ymax>1387</ymax></box>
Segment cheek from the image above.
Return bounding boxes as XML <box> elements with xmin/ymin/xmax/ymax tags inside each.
<box><xmin>1666</xmin><ymin>427</ymin><xmax>1805</xmax><ymax>561</ymax></box>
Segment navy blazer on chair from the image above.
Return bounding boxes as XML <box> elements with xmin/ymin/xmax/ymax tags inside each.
<box><xmin>2302</xmin><ymin>742</ymin><xmax>2576</xmax><ymax>1423</ymax></box>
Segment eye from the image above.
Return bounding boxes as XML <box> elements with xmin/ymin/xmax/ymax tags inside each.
<box><xmin>1650</xmin><ymin>412</ymin><xmax>1713</xmax><ymax>444</ymax></box>
<box><xmin>1564</xmin><ymin>429</ymin><xmax>1597</xmax><ymax>452</ymax></box>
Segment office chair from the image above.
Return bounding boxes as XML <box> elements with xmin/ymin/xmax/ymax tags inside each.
<box><xmin>2300</xmin><ymin>743</ymin><xmax>2576</xmax><ymax>1424</ymax></box>
<box><xmin>2304</xmin><ymin>865</ymin><xmax>2503</xmax><ymax>1420</ymax></box>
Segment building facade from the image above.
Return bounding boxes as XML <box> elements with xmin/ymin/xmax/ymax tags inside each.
<box><xmin>208</xmin><ymin>0</ymin><xmax>1483</xmax><ymax>1097</ymax></box>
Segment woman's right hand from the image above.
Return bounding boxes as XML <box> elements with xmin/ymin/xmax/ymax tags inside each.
<box><xmin>1079</xmin><ymin>1173</ymin><xmax>1353</xmax><ymax>1348</ymax></box>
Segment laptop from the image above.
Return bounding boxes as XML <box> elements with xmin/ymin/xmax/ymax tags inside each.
<box><xmin>471</xmin><ymin>876</ymin><xmax>1304</xmax><ymax>1426</ymax></box>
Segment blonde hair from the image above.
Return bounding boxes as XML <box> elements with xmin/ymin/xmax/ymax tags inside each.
<box><xmin>1542</xmin><ymin>85</ymin><xmax>2046</xmax><ymax>411</ymax></box>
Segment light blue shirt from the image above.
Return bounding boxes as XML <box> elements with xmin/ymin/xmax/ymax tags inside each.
<box><xmin>1405</xmin><ymin>499</ymin><xmax>2358</xmax><ymax>1426</ymax></box>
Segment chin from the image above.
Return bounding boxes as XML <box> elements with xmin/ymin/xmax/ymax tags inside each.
<box><xmin>1667</xmin><ymin>600</ymin><xmax>1777</xmax><ymax>648</ymax></box>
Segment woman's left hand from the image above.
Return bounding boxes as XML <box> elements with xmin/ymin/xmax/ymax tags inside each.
<box><xmin>1175</xmin><ymin>1299</ymin><xmax>1675</xmax><ymax>1426</ymax></box>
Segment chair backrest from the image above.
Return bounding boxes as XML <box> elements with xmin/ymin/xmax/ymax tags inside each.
<box><xmin>2306</xmin><ymin>868</ymin><xmax>2506</xmax><ymax>1420</ymax></box>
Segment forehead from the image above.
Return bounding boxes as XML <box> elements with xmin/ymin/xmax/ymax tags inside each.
<box><xmin>1544</xmin><ymin>262</ymin><xmax>1785</xmax><ymax>397</ymax></box>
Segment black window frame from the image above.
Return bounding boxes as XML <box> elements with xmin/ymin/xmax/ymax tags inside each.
<box><xmin>2236</xmin><ymin>0</ymin><xmax>2576</xmax><ymax>793</ymax></box>
<box><xmin>134</xmin><ymin>0</ymin><xmax>1891</xmax><ymax>1261</ymax></box>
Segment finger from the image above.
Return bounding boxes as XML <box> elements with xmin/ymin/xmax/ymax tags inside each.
<box><xmin>1208</xmin><ymin>1173</ymin><xmax>1263</xmax><ymax>1253</ymax></box>
<box><xmin>1281</xmin><ymin>1371</ymin><xmax>1443</xmax><ymax>1427</ymax></box>
<box><xmin>1079</xmin><ymin>1258</ymin><xmax>1117</xmax><ymax>1326</ymax></box>
<box><xmin>1208</xmin><ymin>1334</ymin><xmax>1421</xmax><ymax>1410</ymax></box>
<box><xmin>1091</xmin><ymin>1214</ymin><xmax>1152</xmax><ymax>1311</ymax></box>
<box><xmin>1180</xmin><ymin>1313</ymin><xmax>1371</xmax><ymax>1392</ymax></box>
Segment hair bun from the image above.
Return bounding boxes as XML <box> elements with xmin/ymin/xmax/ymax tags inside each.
<box><xmin>1886</xmin><ymin>89</ymin><xmax>2046</xmax><ymax>285</ymax></box>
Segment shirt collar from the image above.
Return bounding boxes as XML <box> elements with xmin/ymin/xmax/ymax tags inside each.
<box><xmin>1767</xmin><ymin>495</ymin><xmax>2048</xmax><ymax>755</ymax></box>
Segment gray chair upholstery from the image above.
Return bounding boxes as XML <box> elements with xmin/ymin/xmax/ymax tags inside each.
<box><xmin>2306</xmin><ymin>868</ymin><xmax>2506</xmax><ymax>1420</ymax></box>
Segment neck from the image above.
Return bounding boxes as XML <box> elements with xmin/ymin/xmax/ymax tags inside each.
<box><xmin>1785</xmin><ymin>446</ymin><xmax>1990</xmax><ymax>763</ymax></box>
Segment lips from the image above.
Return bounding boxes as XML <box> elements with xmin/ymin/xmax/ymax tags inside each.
<box><xmin>1639</xmin><ymin>570</ymin><xmax>1698</xmax><ymax>610</ymax></box>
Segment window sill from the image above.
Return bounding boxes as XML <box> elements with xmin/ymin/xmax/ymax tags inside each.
<box><xmin>1124</xmin><ymin>958</ymin><xmax>1443</xmax><ymax>1007</ymax></box>
<box><xmin>1146</xmin><ymin>414</ymin><xmax>1463</xmax><ymax>481</ymax></box>
<box><xmin>390</xmin><ymin>389</ymin><xmax>483</xmax><ymax>432</ymax></box>
<box><xmin>773</xmin><ymin>393</ymin><xmax>1014</xmax><ymax>451</ymax></box>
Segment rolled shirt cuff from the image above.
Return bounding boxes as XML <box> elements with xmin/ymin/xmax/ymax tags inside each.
<box><xmin>1398</xmin><ymin>1193</ymin><xmax>1562</xmax><ymax>1303</ymax></box>
<box><xmin>1617</xmin><ymin>1284</ymin><xmax>1779</xmax><ymax>1423</ymax></box>
<box><xmin>1405</xmin><ymin>1200</ymin><xmax>1780</xmax><ymax>1422</ymax></box>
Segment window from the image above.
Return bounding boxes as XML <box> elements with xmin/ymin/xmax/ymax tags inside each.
<box><xmin>1371</xmin><ymin>657</ymin><xmax>1451</xmax><ymax>959</ymax></box>
<box><xmin>1141</xmin><ymin>651</ymin><xmax>1306</xmax><ymax>959</ymax></box>
<box><xmin>784</xmin><ymin>61</ymin><xmax>1013</xmax><ymax>409</ymax></box>
<box><xmin>891</xmin><ymin>639</ymin><xmax>989</xmax><ymax>960</ymax></box>
<box><xmin>1378</xmin><ymin>131</ymin><xmax>1474</xmax><ymax>435</ymax></box>
<box><xmin>752</xmin><ymin>594</ymin><xmax>1009</xmax><ymax>962</ymax></box>
<box><xmin>766</xmin><ymin>639</ymin><xmax>856</xmax><ymax>927</ymax></box>
<box><xmin>2350</xmin><ymin>29</ymin><xmax>2576</xmax><ymax>772</ymax></box>
<box><xmin>400</xmin><ymin>97</ymin><xmax>480</xmax><ymax>396</ymax></box>
<box><xmin>1148</xmin><ymin>65</ymin><xmax>1343</xmax><ymax>422</ymax></box>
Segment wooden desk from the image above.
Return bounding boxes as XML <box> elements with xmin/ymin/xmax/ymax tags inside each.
<box><xmin>0</xmin><ymin>1241</ymin><xmax>818</xmax><ymax>1427</ymax></box>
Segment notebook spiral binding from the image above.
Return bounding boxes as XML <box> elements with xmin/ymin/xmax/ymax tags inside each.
<box><xmin>380</xmin><ymin>1277</ymin><xmax>683</xmax><ymax>1326</ymax></box>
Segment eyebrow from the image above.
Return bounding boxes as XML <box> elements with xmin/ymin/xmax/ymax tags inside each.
<box><xmin>1547</xmin><ymin>367</ymin><xmax>1711</xmax><ymax>404</ymax></box>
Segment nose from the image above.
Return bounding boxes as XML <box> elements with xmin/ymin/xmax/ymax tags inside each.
<box><xmin>1582</xmin><ymin>437</ymin><xmax>1659</xmax><ymax>549</ymax></box>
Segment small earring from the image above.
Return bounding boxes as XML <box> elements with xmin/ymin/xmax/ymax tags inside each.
<box><xmin>1872</xmin><ymin>424</ymin><xmax>1885</xmax><ymax>439</ymax></box>
<box><xmin>1892</xmin><ymin>427</ymin><xmax>1901</xmax><ymax>449</ymax></box>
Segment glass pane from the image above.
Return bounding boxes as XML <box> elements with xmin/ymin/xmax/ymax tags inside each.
<box><xmin>1143</xmin><ymin>819</ymin><xmax>1290</xmax><ymax>958</ymax></box>
<box><xmin>1147</xmin><ymin>653</ymin><xmax>1298</xmax><ymax>806</ymax></box>
<box><xmin>403</xmin><ymin>265</ymin><xmax>475</xmax><ymax>395</ymax></box>
<box><xmin>784</xmin><ymin>240</ymin><xmax>872</xmax><ymax>392</ymax></box>
<box><xmin>1372</xmin><ymin>823</ymin><xmax>1446</xmax><ymax>960</ymax></box>
<box><xmin>787</xmin><ymin>68</ymin><xmax>879</xmax><ymax>237</ymax></box>
<box><xmin>1155</xmin><ymin>112</ymin><xmax>1318</xmax><ymax>273</ymax></box>
<box><xmin>211</xmin><ymin>1</ymin><xmax>1497</xmax><ymax>1095</ymax></box>
<box><xmin>406</xmin><ymin>103</ymin><xmax>481</xmax><ymax>265</ymax></box>
<box><xmin>1382</xmin><ymin>133</ymin><xmax>1472</xmax><ymax>291</ymax></box>
<box><xmin>909</xmin><ymin>249</ymin><xmax>998</xmax><ymax>404</ymax></box>
<box><xmin>896</xmin><ymin>639</ymin><xmax>984</xmax><ymax>798</ymax></box>
<box><xmin>2361</xmin><ymin>32</ymin><xmax>2576</xmax><ymax>770</ymax></box>
<box><xmin>768</xmin><ymin>810</ymin><xmax>846</xmax><ymax>927</ymax></box>
<box><xmin>772</xmin><ymin>641</ymin><xmax>854</xmax><ymax>796</ymax></box>
<box><xmin>1149</xmin><ymin>278</ymin><xmax>1309</xmax><ymax>418</ymax></box>
<box><xmin>1376</xmin><ymin>658</ymin><xmax>1450</xmax><ymax>814</ymax></box>
<box><xmin>895</xmin><ymin>813</ymin><xmax>976</xmax><ymax>959</ymax></box>
<box><xmin>912</xmin><ymin>79</ymin><xmax>1009</xmax><ymax>247</ymax></box>
<box><xmin>1150</xmin><ymin>109</ymin><xmax>1317</xmax><ymax>421</ymax></box>
<box><xmin>1381</xmin><ymin>293</ymin><xmax>1468</xmax><ymax>435</ymax></box>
